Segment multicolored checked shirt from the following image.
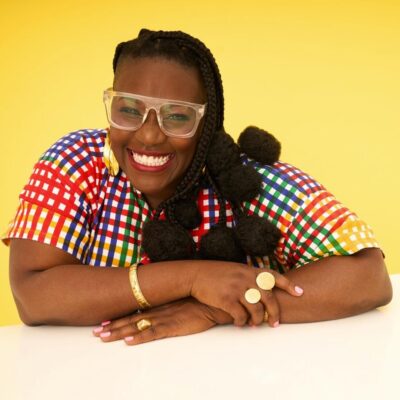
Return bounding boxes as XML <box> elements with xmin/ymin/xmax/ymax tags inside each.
<box><xmin>3</xmin><ymin>129</ymin><xmax>379</xmax><ymax>272</ymax></box>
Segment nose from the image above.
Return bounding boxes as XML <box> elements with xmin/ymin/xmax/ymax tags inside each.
<box><xmin>134</xmin><ymin>109</ymin><xmax>167</xmax><ymax>147</ymax></box>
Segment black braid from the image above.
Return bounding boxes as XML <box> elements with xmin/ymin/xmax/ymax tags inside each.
<box><xmin>153</xmin><ymin>34</ymin><xmax>221</xmax><ymax>216</ymax></box>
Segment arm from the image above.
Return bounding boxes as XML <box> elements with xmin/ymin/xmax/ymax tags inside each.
<box><xmin>93</xmin><ymin>248</ymin><xmax>391</xmax><ymax>346</ymax></box>
<box><xmin>10</xmin><ymin>238</ymin><xmax>300</xmax><ymax>327</ymax></box>
<box><xmin>93</xmin><ymin>298</ymin><xmax>233</xmax><ymax>345</ymax></box>
<box><xmin>274</xmin><ymin>248</ymin><xmax>392</xmax><ymax>323</ymax></box>
<box><xmin>9</xmin><ymin>239</ymin><xmax>194</xmax><ymax>326</ymax></box>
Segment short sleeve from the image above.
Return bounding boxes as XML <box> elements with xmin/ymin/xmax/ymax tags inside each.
<box><xmin>2</xmin><ymin>130</ymin><xmax>105</xmax><ymax>262</ymax></box>
<box><xmin>241</xmin><ymin>158</ymin><xmax>380</xmax><ymax>270</ymax></box>
<box><xmin>281</xmin><ymin>190</ymin><xmax>379</xmax><ymax>268</ymax></box>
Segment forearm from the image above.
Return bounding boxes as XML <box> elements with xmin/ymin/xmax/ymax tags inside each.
<box><xmin>13</xmin><ymin>260</ymin><xmax>200</xmax><ymax>326</ymax></box>
<box><xmin>274</xmin><ymin>248</ymin><xmax>392</xmax><ymax>323</ymax></box>
<box><xmin>14</xmin><ymin>265</ymin><xmax>134</xmax><ymax>326</ymax></box>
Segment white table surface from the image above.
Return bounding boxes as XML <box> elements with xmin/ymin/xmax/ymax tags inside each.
<box><xmin>1</xmin><ymin>275</ymin><xmax>399</xmax><ymax>400</ymax></box>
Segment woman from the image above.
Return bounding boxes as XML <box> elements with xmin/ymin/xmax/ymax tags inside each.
<box><xmin>4</xmin><ymin>29</ymin><xmax>392</xmax><ymax>345</ymax></box>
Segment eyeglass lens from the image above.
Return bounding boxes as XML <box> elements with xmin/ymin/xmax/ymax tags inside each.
<box><xmin>110</xmin><ymin>96</ymin><xmax>197</xmax><ymax>135</ymax></box>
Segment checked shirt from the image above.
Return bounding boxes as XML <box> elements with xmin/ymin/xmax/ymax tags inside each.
<box><xmin>3</xmin><ymin>129</ymin><xmax>379</xmax><ymax>272</ymax></box>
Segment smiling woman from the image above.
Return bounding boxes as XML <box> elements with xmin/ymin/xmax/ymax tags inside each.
<box><xmin>2</xmin><ymin>29</ymin><xmax>392</xmax><ymax>345</ymax></box>
<box><xmin>108</xmin><ymin>57</ymin><xmax>206</xmax><ymax>208</ymax></box>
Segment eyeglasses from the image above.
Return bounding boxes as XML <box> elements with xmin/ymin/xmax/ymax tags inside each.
<box><xmin>103</xmin><ymin>88</ymin><xmax>207</xmax><ymax>138</ymax></box>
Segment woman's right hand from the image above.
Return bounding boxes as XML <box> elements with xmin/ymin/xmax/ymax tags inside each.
<box><xmin>190</xmin><ymin>262</ymin><xmax>303</xmax><ymax>327</ymax></box>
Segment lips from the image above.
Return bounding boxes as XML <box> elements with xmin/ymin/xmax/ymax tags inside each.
<box><xmin>127</xmin><ymin>149</ymin><xmax>174</xmax><ymax>172</ymax></box>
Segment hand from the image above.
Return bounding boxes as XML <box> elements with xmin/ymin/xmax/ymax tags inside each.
<box><xmin>191</xmin><ymin>263</ymin><xmax>304</xmax><ymax>327</ymax></box>
<box><xmin>93</xmin><ymin>298</ymin><xmax>233</xmax><ymax>346</ymax></box>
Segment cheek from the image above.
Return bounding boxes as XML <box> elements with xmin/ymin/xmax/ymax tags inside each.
<box><xmin>173</xmin><ymin>138</ymin><xmax>199</xmax><ymax>165</ymax></box>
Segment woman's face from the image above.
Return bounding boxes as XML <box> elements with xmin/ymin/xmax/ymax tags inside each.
<box><xmin>110</xmin><ymin>57</ymin><xmax>206</xmax><ymax>209</ymax></box>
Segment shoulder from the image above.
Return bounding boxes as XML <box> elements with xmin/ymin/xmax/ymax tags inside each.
<box><xmin>240</xmin><ymin>155</ymin><xmax>330</xmax><ymax>229</ymax></box>
<box><xmin>40</xmin><ymin>128</ymin><xmax>106</xmax><ymax>166</ymax></box>
<box><xmin>241</xmin><ymin>154</ymin><xmax>325</xmax><ymax>197</ymax></box>
<box><xmin>28</xmin><ymin>128</ymin><xmax>109</xmax><ymax>199</ymax></box>
<box><xmin>37</xmin><ymin>128</ymin><xmax>107</xmax><ymax>181</ymax></box>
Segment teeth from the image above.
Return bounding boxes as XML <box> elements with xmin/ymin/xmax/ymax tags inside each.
<box><xmin>132</xmin><ymin>152</ymin><xmax>170</xmax><ymax>167</ymax></box>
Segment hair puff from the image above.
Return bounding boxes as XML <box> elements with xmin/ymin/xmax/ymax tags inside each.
<box><xmin>238</xmin><ymin>126</ymin><xmax>281</xmax><ymax>165</ymax></box>
<box><xmin>142</xmin><ymin>220</ymin><xmax>196</xmax><ymax>262</ymax></box>
<box><xmin>234</xmin><ymin>215</ymin><xmax>281</xmax><ymax>256</ymax></box>
<box><xmin>174</xmin><ymin>197</ymin><xmax>202</xmax><ymax>230</ymax></box>
<box><xmin>199</xmin><ymin>225</ymin><xmax>245</xmax><ymax>262</ymax></box>
<box><xmin>216</xmin><ymin>164</ymin><xmax>262</xmax><ymax>203</ymax></box>
<box><xmin>206</xmin><ymin>129</ymin><xmax>241</xmax><ymax>176</ymax></box>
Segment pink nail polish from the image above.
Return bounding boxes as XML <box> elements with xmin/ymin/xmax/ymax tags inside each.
<box><xmin>273</xmin><ymin>321</ymin><xmax>280</xmax><ymax>328</ymax></box>
<box><xmin>295</xmin><ymin>286</ymin><xmax>304</xmax><ymax>295</ymax></box>
<box><xmin>100</xmin><ymin>331</ymin><xmax>111</xmax><ymax>338</ymax></box>
<box><xmin>93</xmin><ymin>326</ymin><xmax>103</xmax><ymax>334</ymax></box>
<box><xmin>101</xmin><ymin>321</ymin><xmax>111</xmax><ymax>326</ymax></box>
<box><xmin>124</xmin><ymin>336</ymin><xmax>134</xmax><ymax>342</ymax></box>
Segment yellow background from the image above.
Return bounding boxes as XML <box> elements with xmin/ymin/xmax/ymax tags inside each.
<box><xmin>1</xmin><ymin>0</ymin><xmax>399</xmax><ymax>326</ymax></box>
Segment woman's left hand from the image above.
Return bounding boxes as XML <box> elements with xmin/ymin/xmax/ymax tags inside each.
<box><xmin>93</xmin><ymin>298</ymin><xmax>233</xmax><ymax>345</ymax></box>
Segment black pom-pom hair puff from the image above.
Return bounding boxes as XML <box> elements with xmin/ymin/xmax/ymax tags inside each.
<box><xmin>142</xmin><ymin>125</ymin><xmax>282</xmax><ymax>263</ymax></box>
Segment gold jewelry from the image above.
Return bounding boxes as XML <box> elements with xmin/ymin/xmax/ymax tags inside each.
<box><xmin>244</xmin><ymin>288</ymin><xmax>261</xmax><ymax>304</ymax></box>
<box><xmin>136</xmin><ymin>319</ymin><xmax>152</xmax><ymax>331</ymax></box>
<box><xmin>264</xmin><ymin>311</ymin><xmax>269</xmax><ymax>322</ymax></box>
<box><xmin>103</xmin><ymin>130</ymin><xmax>119</xmax><ymax>176</ymax></box>
<box><xmin>129</xmin><ymin>264</ymin><xmax>151</xmax><ymax>309</ymax></box>
<box><xmin>256</xmin><ymin>272</ymin><xmax>275</xmax><ymax>291</ymax></box>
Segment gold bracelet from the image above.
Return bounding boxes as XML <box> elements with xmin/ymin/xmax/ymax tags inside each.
<box><xmin>129</xmin><ymin>264</ymin><xmax>151</xmax><ymax>309</ymax></box>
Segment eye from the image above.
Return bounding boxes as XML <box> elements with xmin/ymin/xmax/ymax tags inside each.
<box><xmin>120</xmin><ymin>106</ymin><xmax>142</xmax><ymax>117</ymax></box>
<box><xmin>164</xmin><ymin>113</ymin><xmax>190</xmax><ymax>122</ymax></box>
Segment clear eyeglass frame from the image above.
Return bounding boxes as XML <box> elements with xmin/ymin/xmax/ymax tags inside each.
<box><xmin>103</xmin><ymin>88</ymin><xmax>207</xmax><ymax>138</ymax></box>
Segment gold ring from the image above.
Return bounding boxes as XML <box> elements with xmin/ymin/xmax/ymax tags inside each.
<box><xmin>256</xmin><ymin>272</ymin><xmax>275</xmax><ymax>290</ymax></box>
<box><xmin>244</xmin><ymin>288</ymin><xmax>261</xmax><ymax>304</ymax></box>
<box><xmin>136</xmin><ymin>318</ymin><xmax>152</xmax><ymax>331</ymax></box>
<box><xmin>264</xmin><ymin>311</ymin><xmax>269</xmax><ymax>322</ymax></box>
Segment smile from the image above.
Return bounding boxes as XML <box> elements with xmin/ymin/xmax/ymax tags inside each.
<box><xmin>131</xmin><ymin>151</ymin><xmax>171</xmax><ymax>166</ymax></box>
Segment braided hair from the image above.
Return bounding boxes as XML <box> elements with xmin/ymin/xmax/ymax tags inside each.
<box><xmin>112</xmin><ymin>29</ymin><xmax>281</xmax><ymax>264</ymax></box>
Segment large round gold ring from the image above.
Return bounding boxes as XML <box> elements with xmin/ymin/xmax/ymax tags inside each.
<box><xmin>136</xmin><ymin>318</ymin><xmax>152</xmax><ymax>331</ymax></box>
<box><xmin>256</xmin><ymin>272</ymin><xmax>276</xmax><ymax>291</ymax></box>
<box><xmin>244</xmin><ymin>288</ymin><xmax>262</xmax><ymax>304</ymax></box>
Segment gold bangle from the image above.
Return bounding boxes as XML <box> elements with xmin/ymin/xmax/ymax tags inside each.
<box><xmin>129</xmin><ymin>264</ymin><xmax>151</xmax><ymax>309</ymax></box>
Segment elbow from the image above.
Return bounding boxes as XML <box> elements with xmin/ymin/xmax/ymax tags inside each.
<box><xmin>10</xmin><ymin>273</ymin><xmax>45</xmax><ymax>327</ymax></box>
<box><xmin>355</xmin><ymin>248</ymin><xmax>393</xmax><ymax>311</ymax></box>
<box><xmin>12</xmin><ymin>295</ymin><xmax>43</xmax><ymax>326</ymax></box>
<box><xmin>11</xmin><ymin>289</ymin><xmax>43</xmax><ymax>326</ymax></box>
<box><xmin>374</xmin><ymin>272</ymin><xmax>393</xmax><ymax>308</ymax></box>
<box><xmin>20</xmin><ymin>315</ymin><xmax>42</xmax><ymax>327</ymax></box>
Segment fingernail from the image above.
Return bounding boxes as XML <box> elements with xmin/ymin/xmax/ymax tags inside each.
<box><xmin>124</xmin><ymin>336</ymin><xmax>134</xmax><ymax>342</ymax></box>
<box><xmin>100</xmin><ymin>331</ymin><xmax>111</xmax><ymax>338</ymax></box>
<box><xmin>93</xmin><ymin>326</ymin><xmax>103</xmax><ymax>334</ymax></box>
<box><xmin>101</xmin><ymin>321</ymin><xmax>111</xmax><ymax>326</ymax></box>
<box><xmin>273</xmin><ymin>321</ymin><xmax>280</xmax><ymax>328</ymax></box>
<box><xmin>295</xmin><ymin>286</ymin><xmax>304</xmax><ymax>295</ymax></box>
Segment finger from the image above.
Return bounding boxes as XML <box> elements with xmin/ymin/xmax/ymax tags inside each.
<box><xmin>98</xmin><ymin>318</ymin><xmax>145</xmax><ymax>342</ymax></box>
<box><xmin>262</xmin><ymin>270</ymin><xmax>304</xmax><ymax>297</ymax></box>
<box><xmin>124</xmin><ymin>323</ymin><xmax>168</xmax><ymax>346</ymax></box>
<box><xmin>260</xmin><ymin>289</ymin><xmax>280</xmax><ymax>328</ymax></box>
<box><xmin>98</xmin><ymin>313</ymin><xmax>159</xmax><ymax>342</ymax></box>
<box><xmin>92</xmin><ymin>313</ymin><xmax>141</xmax><ymax>337</ymax></box>
<box><xmin>239</xmin><ymin>298</ymin><xmax>265</xmax><ymax>326</ymax></box>
<box><xmin>228</xmin><ymin>302</ymin><xmax>249</xmax><ymax>327</ymax></box>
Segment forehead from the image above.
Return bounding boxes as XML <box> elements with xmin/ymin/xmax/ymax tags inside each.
<box><xmin>113</xmin><ymin>57</ymin><xmax>206</xmax><ymax>103</ymax></box>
